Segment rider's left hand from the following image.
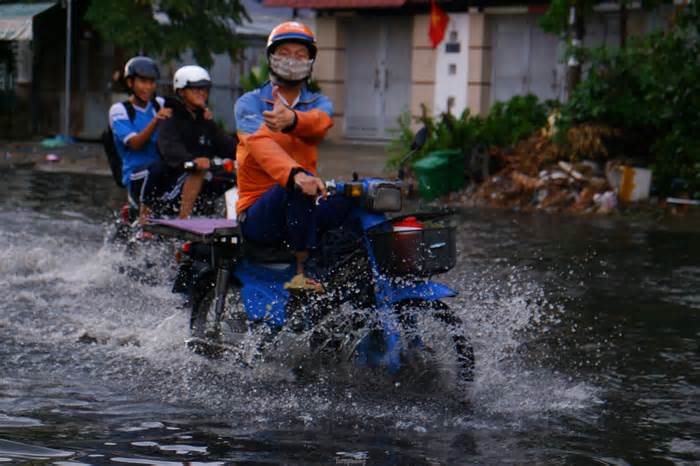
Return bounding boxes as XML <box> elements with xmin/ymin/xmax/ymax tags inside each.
<box><xmin>263</xmin><ymin>86</ymin><xmax>295</xmax><ymax>132</ymax></box>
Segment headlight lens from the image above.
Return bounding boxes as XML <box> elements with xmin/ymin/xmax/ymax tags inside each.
<box><xmin>372</xmin><ymin>185</ymin><xmax>402</xmax><ymax>212</ymax></box>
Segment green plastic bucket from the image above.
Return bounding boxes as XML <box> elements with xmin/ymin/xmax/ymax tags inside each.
<box><xmin>413</xmin><ymin>149</ymin><xmax>465</xmax><ymax>201</ymax></box>
<box><xmin>414</xmin><ymin>153</ymin><xmax>450</xmax><ymax>201</ymax></box>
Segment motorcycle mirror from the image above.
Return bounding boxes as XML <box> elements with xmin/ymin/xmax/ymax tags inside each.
<box><xmin>410</xmin><ymin>127</ymin><xmax>428</xmax><ymax>151</ymax></box>
<box><xmin>398</xmin><ymin>127</ymin><xmax>428</xmax><ymax>181</ymax></box>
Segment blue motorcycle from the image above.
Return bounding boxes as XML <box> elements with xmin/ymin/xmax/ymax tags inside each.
<box><xmin>145</xmin><ymin>135</ymin><xmax>474</xmax><ymax>385</ymax></box>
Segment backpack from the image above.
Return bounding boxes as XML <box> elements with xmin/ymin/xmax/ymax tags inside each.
<box><xmin>102</xmin><ymin>98</ymin><xmax>161</xmax><ymax>188</ymax></box>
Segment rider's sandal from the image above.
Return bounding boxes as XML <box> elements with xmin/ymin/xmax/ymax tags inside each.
<box><xmin>284</xmin><ymin>273</ymin><xmax>325</xmax><ymax>294</ymax></box>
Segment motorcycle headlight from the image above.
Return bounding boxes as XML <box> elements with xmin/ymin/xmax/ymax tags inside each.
<box><xmin>368</xmin><ymin>184</ymin><xmax>402</xmax><ymax>212</ymax></box>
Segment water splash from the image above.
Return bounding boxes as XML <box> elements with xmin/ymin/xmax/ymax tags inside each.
<box><xmin>446</xmin><ymin>262</ymin><xmax>601</xmax><ymax>418</ymax></box>
<box><xmin>0</xmin><ymin>208</ymin><xmax>600</xmax><ymax>437</ymax></box>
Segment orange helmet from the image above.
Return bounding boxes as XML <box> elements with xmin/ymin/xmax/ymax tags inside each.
<box><xmin>266</xmin><ymin>21</ymin><xmax>317</xmax><ymax>60</ymax></box>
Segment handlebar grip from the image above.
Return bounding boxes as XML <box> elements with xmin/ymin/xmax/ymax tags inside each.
<box><xmin>324</xmin><ymin>179</ymin><xmax>337</xmax><ymax>195</ymax></box>
<box><xmin>183</xmin><ymin>158</ymin><xmax>234</xmax><ymax>173</ymax></box>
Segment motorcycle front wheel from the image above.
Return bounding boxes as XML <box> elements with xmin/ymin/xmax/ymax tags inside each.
<box><xmin>397</xmin><ymin>299</ymin><xmax>475</xmax><ymax>387</ymax></box>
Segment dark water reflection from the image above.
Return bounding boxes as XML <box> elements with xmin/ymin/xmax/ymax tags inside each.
<box><xmin>0</xmin><ymin>170</ymin><xmax>698</xmax><ymax>465</ymax></box>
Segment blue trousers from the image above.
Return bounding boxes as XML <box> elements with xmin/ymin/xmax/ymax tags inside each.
<box><xmin>129</xmin><ymin>160</ymin><xmax>231</xmax><ymax>208</ymax></box>
<box><xmin>240</xmin><ymin>184</ymin><xmax>354</xmax><ymax>251</ymax></box>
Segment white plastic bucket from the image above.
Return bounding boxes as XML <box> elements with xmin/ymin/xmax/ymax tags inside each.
<box><xmin>618</xmin><ymin>166</ymin><xmax>652</xmax><ymax>202</ymax></box>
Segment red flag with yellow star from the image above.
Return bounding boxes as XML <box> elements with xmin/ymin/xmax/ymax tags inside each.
<box><xmin>429</xmin><ymin>0</ymin><xmax>449</xmax><ymax>49</ymax></box>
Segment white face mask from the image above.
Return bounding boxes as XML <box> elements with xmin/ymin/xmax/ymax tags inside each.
<box><xmin>269</xmin><ymin>54</ymin><xmax>314</xmax><ymax>82</ymax></box>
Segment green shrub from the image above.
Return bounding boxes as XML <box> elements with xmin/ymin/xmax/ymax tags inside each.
<box><xmin>239</xmin><ymin>59</ymin><xmax>270</xmax><ymax>93</ymax></box>
<box><xmin>559</xmin><ymin>1</ymin><xmax>700</xmax><ymax>195</ymax></box>
<box><xmin>479</xmin><ymin>94</ymin><xmax>549</xmax><ymax>148</ymax></box>
<box><xmin>387</xmin><ymin>94</ymin><xmax>547</xmax><ymax>170</ymax></box>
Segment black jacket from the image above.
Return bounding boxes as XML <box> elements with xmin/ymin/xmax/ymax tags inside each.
<box><xmin>157</xmin><ymin>98</ymin><xmax>236</xmax><ymax>169</ymax></box>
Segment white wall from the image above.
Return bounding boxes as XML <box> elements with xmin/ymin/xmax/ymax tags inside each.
<box><xmin>433</xmin><ymin>13</ymin><xmax>469</xmax><ymax>117</ymax></box>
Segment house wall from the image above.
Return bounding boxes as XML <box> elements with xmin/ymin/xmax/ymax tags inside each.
<box><xmin>480</xmin><ymin>5</ymin><xmax>675</xmax><ymax>111</ymax></box>
<box><xmin>410</xmin><ymin>14</ymin><xmax>436</xmax><ymax>130</ymax></box>
<box><xmin>259</xmin><ymin>4</ymin><xmax>675</xmax><ymax>143</ymax></box>
<box><xmin>433</xmin><ymin>13</ymin><xmax>469</xmax><ymax>117</ymax></box>
<box><xmin>315</xmin><ymin>14</ymin><xmax>413</xmax><ymax>140</ymax></box>
<box><xmin>314</xmin><ymin>16</ymin><xmax>345</xmax><ymax>140</ymax></box>
<box><xmin>467</xmin><ymin>10</ymin><xmax>491</xmax><ymax>115</ymax></box>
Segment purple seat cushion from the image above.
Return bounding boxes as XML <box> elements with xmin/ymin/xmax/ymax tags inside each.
<box><xmin>149</xmin><ymin>218</ymin><xmax>238</xmax><ymax>236</ymax></box>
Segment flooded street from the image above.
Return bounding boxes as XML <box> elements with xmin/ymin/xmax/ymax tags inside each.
<box><xmin>0</xmin><ymin>169</ymin><xmax>698</xmax><ymax>465</ymax></box>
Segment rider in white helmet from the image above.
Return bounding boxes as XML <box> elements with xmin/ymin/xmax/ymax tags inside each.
<box><xmin>134</xmin><ymin>65</ymin><xmax>236</xmax><ymax>219</ymax></box>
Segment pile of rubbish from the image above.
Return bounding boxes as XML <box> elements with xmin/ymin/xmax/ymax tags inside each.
<box><xmin>460</xmin><ymin>130</ymin><xmax>638</xmax><ymax>214</ymax></box>
<box><xmin>444</xmin><ymin>121</ymin><xmax>700</xmax><ymax>214</ymax></box>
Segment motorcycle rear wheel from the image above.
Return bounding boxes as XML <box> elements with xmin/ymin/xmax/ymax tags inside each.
<box><xmin>189</xmin><ymin>283</ymin><xmax>247</xmax><ymax>352</ymax></box>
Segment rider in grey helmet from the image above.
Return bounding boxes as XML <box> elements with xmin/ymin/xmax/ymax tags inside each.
<box><xmin>124</xmin><ymin>56</ymin><xmax>160</xmax><ymax>82</ymax></box>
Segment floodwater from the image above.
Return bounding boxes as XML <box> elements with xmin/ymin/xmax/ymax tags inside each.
<box><xmin>0</xmin><ymin>169</ymin><xmax>698</xmax><ymax>465</ymax></box>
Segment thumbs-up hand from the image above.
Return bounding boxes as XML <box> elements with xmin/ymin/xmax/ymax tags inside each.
<box><xmin>263</xmin><ymin>85</ymin><xmax>296</xmax><ymax>132</ymax></box>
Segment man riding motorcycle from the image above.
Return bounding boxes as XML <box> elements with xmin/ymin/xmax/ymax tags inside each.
<box><xmin>234</xmin><ymin>21</ymin><xmax>354</xmax><ymax>293</ymax></box>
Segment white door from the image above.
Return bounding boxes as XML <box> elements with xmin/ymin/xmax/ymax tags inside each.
<box><xmin>528</xmin><ymin>25</ymin><xmax>564</xmax><ymax>101</ymax></box>
<box><xmin>490</xmin><ymin>15</ymin><xmax>563</xmax><ymax>103</ymax></box>
<box><xmin>586</xmin><ymin>12</ymin><xmax>621</xmax><ymax>49</ymax></box>
<box><xmin>344</xmin><ymin>18</ymin><xmax>382</xmax><ymax>138</ymax></box>
<box><xmin>491</xmin><ymin>16</ymin><xmax>530</xmax><ymax>103</ymax></box>
<box><xmin>344</xmin><ymin>17</ymin><xmax>412</xmax><ymax>139</ymax></box>
<box><xmin>382</xmin><ymin>18</ymin><xmax>412</xmax><ymax>135</ymax></box>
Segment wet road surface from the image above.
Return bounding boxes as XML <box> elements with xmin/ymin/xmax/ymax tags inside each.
<box><xmin>0</xmin><ymin>170</ymin><xmax>698</xmax><ymax>465</ymax></box>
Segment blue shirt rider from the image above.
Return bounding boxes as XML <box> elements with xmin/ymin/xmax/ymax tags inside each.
<box><xmin>108</xmin><ymin>56</ymin><xmax>172</xmax><ymax>224</ymax></box>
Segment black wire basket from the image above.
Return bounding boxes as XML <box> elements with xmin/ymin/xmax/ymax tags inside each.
<box><xmin>368</xmin><ymin>224</ymin><xmax>457</xmax><ymax>277</ymax></box>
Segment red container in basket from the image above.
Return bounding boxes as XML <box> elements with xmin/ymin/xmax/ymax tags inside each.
<box><xmin>393</xmin><ymin>216</ymin><xmax>423</xmax><ymax>232</ymax></box>
<box><xmin>392</xmin><ymin>217</ymin><xmax>423</xmax><ymax>272</ymax></box>
<box><xmin>369</xmin><ymin>215</ymin><xmax>457</xmax><ymax>276</ymax></box>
